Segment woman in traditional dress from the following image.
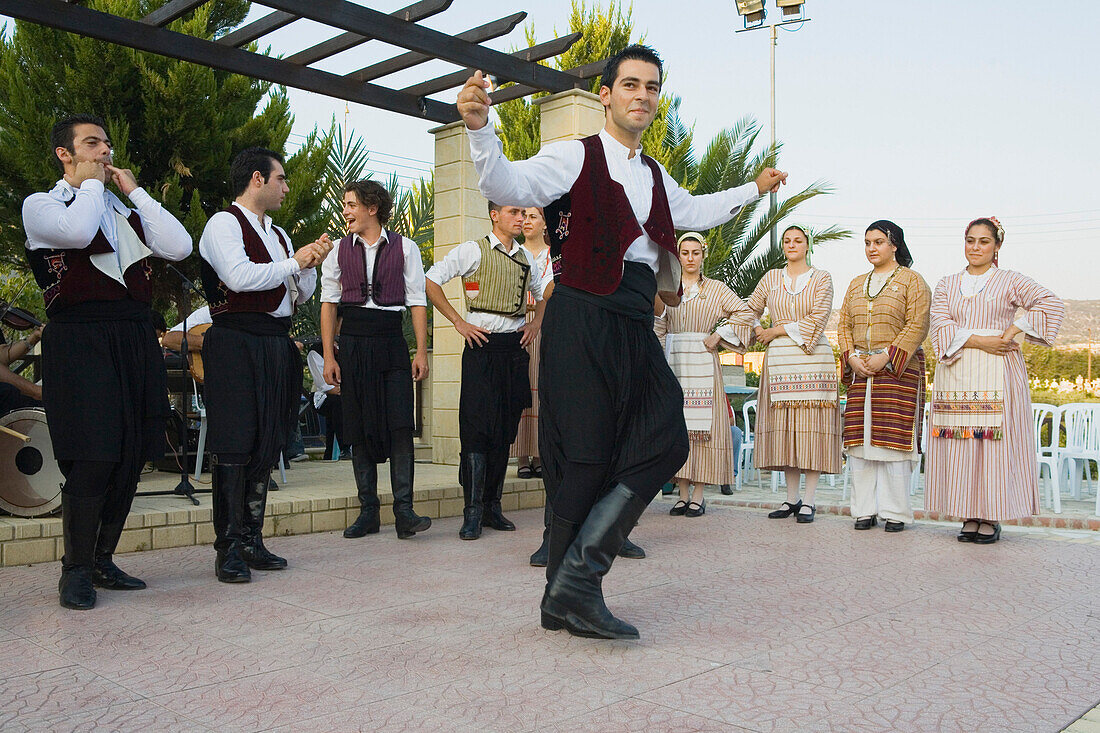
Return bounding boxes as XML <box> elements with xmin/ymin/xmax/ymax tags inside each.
<box><xmin>925</xmin><ymin>218</ymin><xmax>1064</xmax><ymax>544</ymax></box>
<box><xmin>512</xmin><ymin>207</ymin><xmax>551</xmax><ymax>480</ymax></box>
<box><xmin>838</xmin><ymin>221</ymin><xmax>930</xmax><ymax>533</ymax></box>
<box><xmin>656</xmin><ymin>232</ymin><xmax>753</xmax><ymax>517</ymax></box>
<box><xmin>750</xmin><ymin>225</ymin><xmax>841</xmax><ymax>524</ymax></box>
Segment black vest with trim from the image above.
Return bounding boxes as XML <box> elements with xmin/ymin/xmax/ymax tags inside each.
<box><xmin>201</xmin><ymin>206</ymin><xmax>290</xmax><ymax>316</ymax></box>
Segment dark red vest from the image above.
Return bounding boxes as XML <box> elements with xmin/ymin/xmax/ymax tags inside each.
<box><xmin>336</xmin><ymin>231</ymin><xmax>407</xmax><ymax>307</ymax></box>
<box><xmin>544</xmin><ymin>135</ymin><xmax>677</xmax><ymax>295</ymax></box>
<box><xmin>201</xmin><ymin>206</ymin><xmax>290</xmax><ymax>316</ymax></box>
<box><xmin>25</xmin><ymin>195</ymin><xmax>153</xmax><ymax>317</ymax></box>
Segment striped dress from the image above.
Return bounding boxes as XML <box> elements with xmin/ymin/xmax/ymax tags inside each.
<box><xmin>748</xmin><ymin>267</ymin><xmax>842</xmax><ymax>474</ymax></box>
<box><xmin>924</xmin><ymin>268</ymin><xmax>1064</xmax><ymax>520</ymax></box>
<box><xmin>655</xmin><ymin>278</ymin><xmax>754</xmax><ymax>485</ymax></box>
<box><xmin>511</xmin><ymin>245</ymin><xmax>551</xmax><ymax>459</ymax></box>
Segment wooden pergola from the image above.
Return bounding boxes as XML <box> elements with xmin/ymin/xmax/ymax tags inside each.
<box><xmin>0</xmin><ymin>0</ymin><xmax>606</xmax><ymax>123</ymax></box>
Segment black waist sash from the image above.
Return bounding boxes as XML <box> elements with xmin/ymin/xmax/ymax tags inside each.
<box><xmin>212</xmin><ymin>311</ymin><xmax>292</xmax><ymax>337</ymax></box>
<box><xmin>554</xmin><ymin>261</ymin><xmax>657</xmax><ymax>324</ymax></box>
<box><xmin>48</xmin><ymin>298</ymin><xmax>151</xmax><ymax>324</ymax></box>
<box><xmin>341</xmin><ymin>307</ymin><xmax>403</xmax><ymax>337</ymax></box>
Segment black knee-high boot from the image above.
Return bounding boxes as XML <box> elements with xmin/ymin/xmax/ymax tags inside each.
<box><xmin>59</xmin><ymin>493</ymin><xmax>106</xmax><ymax>610</ymax></box>
<box><xmin>211</xmin><ymin>461</ymin><xmax>250</xmax><ymax>583</ymax></box>
<box><xmin>344</xmin><ymin>450</ymin><xmax>381</xmax><ymax>538</ymax></box>
<box><xmin>529</xmin><ymin>499</ymin><xmax>551</xmax><ymax>567</ymax></box>
<box><xmin>92</xmin><ymin>466</ymin><xmax>146</xmax><ymax>590</ymax></box>
<box><xmin>540</xmin><ymin>483</ymin><xmax>647</xmax><ymax>640</ymax></box>
<box><xmin>483</xmin><ymin>446</ymin><xmax>515</xmax><ymax>531</ymax></box>
<box><xmin>459</xmin><ymin>452</ymin><xmax>487</xmax><ymax>540</ymax></box>
<box><xmin>241</xmin><ymin>470</ymin><xmax>287</xmax><ymax>570</ymax></box>
<box><xmin>391</xmin><ymin>447</ymin><xmax>431</xmax><ymax>539</ymax></box>
<box><xmin>539</xmin><ymin>509</ymin><xmax>580</xmax><ymax>630</ymax></box>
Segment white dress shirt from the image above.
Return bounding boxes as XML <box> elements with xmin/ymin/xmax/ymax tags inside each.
<box><xmin>467</xmin><ymin>125</ymin><xmax>760</xmax><ymax>292</ymax></box>
<box><xmin>198</xmin><ymin>202</ymin><xmax>316</xmax><ymax>318</ymax></box>
<box><xmin>320</xmin><ymin>230</ymin><xmax>427</xmax><ymax>310</ymax></box>
<box><xmin>944</xmin><ymin>267</ymin><xmax>1039</xmax><ymax>357</ymax></box>
<box><xmin>24</xmin><ymin>179</ymin><xmax>192</xmax><ymax>264</ymax></box>
<box><xmin>306</xmin><ymin>350</ymin><xmax>335</xmax><ymax>408</ymax></box>
<box><xmin>168</xmin><ymin>305</ymin><xmax>212</xmax><ymax>333</ymax></box>
<box><xmin>425</xmin><ymin>233</ymin><xmax>550</xmax><ymax>333</ymax></box>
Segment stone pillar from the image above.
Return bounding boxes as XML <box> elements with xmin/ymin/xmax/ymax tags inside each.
<box><xmin>534</xmin><ymin>88</ymin><xmax>604</xmax><ymax>145</ymax></box>
<box><xmin>428</xmin><ymin>121</ymin><xmax>489</xmax><ymax>466</ymax></box>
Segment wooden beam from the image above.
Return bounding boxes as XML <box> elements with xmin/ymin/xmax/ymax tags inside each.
<box><xmin>487</xmin><ymin>59</ymin><xmax>606</xmax><ymax>105</ymax></box>
<box><xmin>217</xmin><ymin>11</ymin><xmax>296</xmax><ymax>47</ymax></box>
<box><xmin>258</xmin><ymin>0</ymin><xmax>577</xmax><ymax>91</ymax></box>
<box><xmin>400</xmin><ymin>33</ymin><xmax>582</xmax><ymax>97</ymax></box>
<box><xmin>285</xmin><ymin>0</ymin><xmax>452</xmax><ymax>65</ymax></box>
<box><xmin>0</xmin><ymin>0</ymin><xmax>458</xmax><ymax>123</ymax></box>
<box><xmin>346</xmin><ymin>12</ymin><xmax>526</xmax><ymax>83</ymax></box>
<box><xmin>142</xmin><ymin>0</ymin><xmax>208</xmax><ymax>28</ymax></box>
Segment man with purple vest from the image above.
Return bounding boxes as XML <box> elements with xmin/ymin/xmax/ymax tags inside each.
<box><xmin>198</xmin><ymin>147</ymin><xmax>332</xmax><ymax>583</ymax></box>
<box><xmin>319</xmin><ymin>179</ymin><xmax>432</xmax><ymax>540</ymax></box>
<box><xmin>457</xmin><ymin>45</ymin><xmax>788</xmax><ymax>639</ymax></box>
<box><xmin>22</xmin><ymin>114</ymin><xmax>192</xmax><ymax>610</ymax></box>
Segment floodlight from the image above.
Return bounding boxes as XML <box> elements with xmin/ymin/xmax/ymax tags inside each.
<box><xmin>777</xmin><ymin>0</ymin><xmax>805</xmax><ymax>18</ymax></box>
<box><xmin>734</xmin><ymin>0</ymin><xmax>766</xmax><ymax>26</ymax></box>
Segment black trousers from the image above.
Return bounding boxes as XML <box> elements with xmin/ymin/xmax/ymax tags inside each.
<box><xmin>539</xmin><ymin>289</ymin><xmax>689</xmax><ymax>524</ymax></box>
<box><xmin>459</xmin><ymin>332</ymin><xmax>530</xmax><ymax>453</ymax></box>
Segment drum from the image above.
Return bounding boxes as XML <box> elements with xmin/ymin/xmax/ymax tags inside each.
<box><xmin>0</xmin><ymin>409</ymin><xmax>63</xmax><ymax>517</ymax></box>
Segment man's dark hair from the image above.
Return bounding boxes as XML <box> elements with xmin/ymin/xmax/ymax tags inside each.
<box><xmin>229</xmin><ymin>147</ymin><xmax>284</xmax><ymax>198</ymax></box>
<box><xmin>487</xmin><ymin>201</ymin><xmax>502</xmax><ymax>217</ymax></box>
<box><xmin>600</xmin><ymin>44</ymin><xmax>663</xmax><ymax>92</ymax></box>
<box><xmin>50</xmin><ymin>114</ymin><xmax>107</xmax><ymax>173</ymax></box>
<box><xmin>344</xmin><ymin>179</ymin><xmax>393</xmax><ymax>225</ymax></box>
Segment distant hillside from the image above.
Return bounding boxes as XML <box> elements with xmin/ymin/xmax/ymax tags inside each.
<box><xmin>824</xmin><ymin>299</ymin><xmax>1100</xmax><ymax>349</ymax></box>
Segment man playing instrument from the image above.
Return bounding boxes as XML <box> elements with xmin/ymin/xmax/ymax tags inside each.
<box><xmin>22</xmin><ymin>114</ymin><xmax>192</xmax><ymax>610</ymax></box>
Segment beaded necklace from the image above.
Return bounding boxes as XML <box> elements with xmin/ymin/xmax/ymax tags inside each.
<box><xmin>864</xmin><ymin>266</ymin><xmax>901</xmax><ymax>313</ymax></box>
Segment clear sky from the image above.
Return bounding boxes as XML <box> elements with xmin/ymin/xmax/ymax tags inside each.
<box><xmin>10</xmin><ymin>1</ymin><xmax>1099</xmax><ymax>301</ymax></box>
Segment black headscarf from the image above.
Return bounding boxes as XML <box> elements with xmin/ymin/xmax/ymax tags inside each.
<box><xmin>866</xmin><ymin>220</ymin><xmax>913</xmax><ymax>268</ymax></box>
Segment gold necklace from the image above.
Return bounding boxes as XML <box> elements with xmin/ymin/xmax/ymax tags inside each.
<box><xmin>864</xmin><ymin>266</ymin><xmax>900</xmax><ymax>312</ymax></box>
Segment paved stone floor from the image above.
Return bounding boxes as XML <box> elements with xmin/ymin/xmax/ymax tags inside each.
<box><xmin>1</xmin><ymin>503</ymin><xmax>1097</xmax><ymax>732</ymax></box>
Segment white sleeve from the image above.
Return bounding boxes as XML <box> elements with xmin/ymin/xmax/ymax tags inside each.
<box><xmin>404</xmin><ymin>238</ymin><xmax>428</xmax><ymax>307</ymax></box>
<box><xmin>662</xmin><ymin>167</ymin><xmax>760</xmax><ymax>230</ymax></box>
<box><xmin>524</xmin><ymin>249</ymin><xmax>545</xmax><ymax>302</ymax></box>
<box><xmin>1014</xmin><ymin>317</ymin><xmax>1040</xmax><ymax>339</ymax></box>
<box><xmin>467</xmin><ymin>124</ymin><xmax>584</xmax><ymax>207</ymax></box>
<box><xmin>23</xmin><ymin>181</ymin><xmax>106</xmax><ymax>250</ymax></box>
<box><xmin>715</xmin><ymin>323</ymin><xmax>742</xmax><ymax>347</ymax></box>
<box><xmin>783</xmin><ymin>321</ymin><xmax>805</xmax><ymax>346</ymax></box>
<box><xmin>944</xmin><ymin>328</ymin><xmax>975</xmax><ymax>358</ymax></box>
<box><xmin>198</xmin><ymin>212</ymin><xmax>300</xmax><ymax>293</ymax></box>
<box><xmin>425</xmin><ymin>240</ymin><xmax>481</xmax><ymax>286</ymax></box>
<box><xmin>295</xmin><ymin>265</ymin><xmax>317</xmax><ymax>304</ymax></box>
<box><xmin>125</xmin><ymin>187</ymin><xmax>192</xmax><ymax>261</ymax></box>
<box><xmin>320</xmin><ymin>238</ymin><xmax>343</xmax><ymax>304</ymax></box>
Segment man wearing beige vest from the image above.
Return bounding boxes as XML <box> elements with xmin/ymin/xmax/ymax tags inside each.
<box><xmin>426</xmin><ymin>202</ymin><xmax>550</xmax><ymax>540</ymax></box>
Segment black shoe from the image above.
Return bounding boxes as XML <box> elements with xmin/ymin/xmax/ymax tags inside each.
<box><xmin>242</xmin><ymin>472</ymin><xmax>287</xmax><ymax>570</ymax></box>
<box><xmin>212</xmin><ymin>462</ymin><xmax>251</xmax><ymax>583</ymax></box>
<box><xmin>91</xmin><ymin>558</ymin><xmax>147</xmax><ymax>590</ymax></box>
<box><xmin>541</xmin><ymin>512</ymin><xmax>580</xmax><ymax>631</ymax></box>
<box><xmin>973</xmin><ymin>522</ymin><xmax>1001</xmax><ymax>544</ymax></box>
<box><xmin>796</xmin><ymin>504</ymin><xmax>816</xmax><ymax>524</ymax></box>
<box><xmin>59</xmin><ymin>492</ymin><xmax>105</xmax><ymax>610</ymax></box>
<box><xmin>853</xmin><ymin>516</ymin><xmax>878</xmax><ymax>530</ymax></box>
<box><xmin>768</xmin><ymin>500</ymin><xmax>802</xmax><ymax>519</ymax></box>
<box><xmin>391</xmin><ymin>449</ymin><xmax>431</xmax><ymax>539</ymax></box>
<box><xmin>530</xmin><ymin>500</ymin><xmax>551</xmax><ymax>566</ymax></box>
<box><xmin>720</xmin><ymin>484</ymin><xmax>734</xmax><ymax>495</ymax></box>
<box><xmin>957</xmin><ymin>519</ymin><xmax>980</xmax><ymax>543</ymax></box>
<box><xmin>884</xmin><ymin>520</ymin><xmax>905</xmax><ymax>533</ymax></box>
<box><xmin>459</xmin><ymin>452</ymin><xmax>487</xmax><ymax>540</ymax></box>
<box><xmin>530</xmin><ymin>539</ymin><xmax>549</xmax><ymax>566</ymax></box>
<box><xmin>517</xmin><ymin>465</ymin><xmax>535</xmax><ymax>479</ymax></box>
<box><xmin>540</xmin><ymin>483</ymin><xmax>645</xmax><ymax>640</ymax></box>
<box><xmin>215</xmin><ymin>551</ymin><xmax>252</xmax><ymax>583</ymax></box>
<box><xmin>482</xmin><ymin>448</ymin><xmax>515</xmax><ymax>531</ymax></box>
<box><xmin>346</xmin><ymin>452</ymin><xmax>381</xmax><ymax>538</ymax></box>
<box><xmin>618</xmin><ymin>536</ymin><xmax>646</xmax><ymax>559</ymax></box>
<box><xmin>685</xmin><ymin>499</ymin><xmax>706</xmax><ymax>518</ymax></box>
<box><xmin>59</xmin><ymin>566</ymin><xmax>96</xmax><ymax>610</ymax></box>
<box><xmin>241</xmin><ymin>538</ymin><xmax>287</xmax><ymax>571</ymax></box>
<box><xmin>669</xmin><ymin>500</ymin><xmax>689</xmax><ymax>516</ymax></box>
<box><xmin>483</xmin><ymin>504</ymin><xmax>516</xmax><ymax>531</ymax></box>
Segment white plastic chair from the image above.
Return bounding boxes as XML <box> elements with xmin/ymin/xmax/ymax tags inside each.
<box><xmin>1032</xmin><ymin>403</ymin><xmax>1061</xmax><ymax>513</ymax></box>
<box><xmin>1059</xmin><ymin>403</ymin><xmax>1100</xmax><ymax>501</ymax></box>
<box><xmin>192</xmin><ymin>380</ymin><xmax>208</xmax><ymax>480</ymax></box>
<box><xmin>909</xmin><ymin>403</ymin><xmax>932</xmax><ymax>496</ymax></box>
<box><xmin>735</xmin><ymin>399</ymin><xmax>758</xmax><ymax>491</ymax></box>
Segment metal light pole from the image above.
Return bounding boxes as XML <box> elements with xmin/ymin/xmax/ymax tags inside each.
<box><xmin>734</xmin><ymin>1</ymin><xmax>811</xmax><ymax>251</ymax></box>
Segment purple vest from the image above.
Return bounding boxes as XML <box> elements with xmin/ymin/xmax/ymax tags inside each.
<box><xmin>544</xmin><ymin>135</ymin><xmax>677</xmax><ymax>296</ymax></box>
<box><xmin>337</xmin><ymin>231</ymin><xmax>407</xmax><ymax>307</ymax></box>
<box><xmin>25</xmin><ymin>197</ymin><xmax>153</xmax><ymax>317</ymax></box>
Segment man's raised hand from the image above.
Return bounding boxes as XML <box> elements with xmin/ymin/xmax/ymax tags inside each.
<box><xmin>755</xmin><ymin>168</ymin><xmax>788</xmax><ymax>195</ymax></box>
<box><xmin>457</xmin><ymin>70</ymin><xmax>492</xmax><ymax>131</ymax></box>
<box><xmin>72</xmin><ymin>160</ymin><xmax>106</xmax><ymax>187</ymax></box>
<box><xmin>105</xmin><ymin>165</ymin><xmax>139</xmax><ymax>196</ymax></box>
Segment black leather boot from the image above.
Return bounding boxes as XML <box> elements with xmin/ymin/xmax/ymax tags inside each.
<box><xmin>459</xmin><ymin>452</ymin><xmax>487</xmax><ymax>540</ymax></box>
<box><xmin>59</xmin><ymin>493</ymin><xmax>105</xmax><ymax>610</ymax></box>
<box><xmin>483</xmin><ymin>447</ymin><xmax>515</xmax><ymax>531</ymax></box>
<box><xmin>540</xmin><ymin>509</ymin><xmax>580</xmax><ymax>630</ymax></box>
<box><xmin>529</xmin><ymin>500</ymin><xmax>551</xmax><ymax>567</ymax></box>
<box><xmin>618</xmin><ymin>535</ymin><xmax>646</xmax><ymax>559</ymax></box>
<box><xmin>344</xmin><ymin>450</ymin><xmax>381</xmax><ymax>538</ymax></box>
<box><xmin>540</xmin><ymin>483</ymin><xmax>647</xmax><ymax>639</ymax></box>
<box><xmin>241</xmin><ymin>470</ymin><xmax>287</xmax><ymax>570</ymax></box>
<box><xmin>92</xmin><ymin>522</ymin><xmax>146</xmax><ymax>590</ymax></box>
<box><xmin>391</xmin><ymin>449</ymin><xmax>431</xmax><ymax>539</ymax></box>
<box><xmin>211</xmin><ymin>462</ymin><xmax>251</xmax><ymax>583</ymax></box>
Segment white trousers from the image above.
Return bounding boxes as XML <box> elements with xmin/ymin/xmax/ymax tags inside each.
<box><xmin>848</xmin><ymin>456</ymin><xmax>914</xmax><ymax>524</ymax></box>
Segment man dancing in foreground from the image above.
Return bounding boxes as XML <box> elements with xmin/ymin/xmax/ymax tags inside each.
<box><xmin>457</xmin><ymin>45</ymin><xmax>787</xmax><ymax>639</ymax></box>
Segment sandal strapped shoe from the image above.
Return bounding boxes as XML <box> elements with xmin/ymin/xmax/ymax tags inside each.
<box><xmin>767</xmin><ymin>500</ymin><xmax>802</xmax><ymax>519</ymax></box>
<box><xmin>685</xmin><ymin>500</ymin><xmax>706</xmax><ymax>518</ymax></box>
<box><xmin>669</xmin><ymin>500</ymin><xmax>689</xmax><ymax>516</ymax></box>
<box><xmin>884</xmin><ymin>520</ymin><xmax>905</xmax><ymax>533</ymax></box>
<box><xmin>795</xmin><ymin>504</ymin><xmax>816</xmax><ymax>523</ymax></box>
<box><xmin>517</xmin><ymin>466</ymin><xmax>535</xmax><ymax>479</ymax></box>
<box><xmin>973</xmin><ymin>522</ymin><xmax>1001</xmax><ymax>545</ymax></box>
<box><xmin>853</xmin><ymin>516</ymin><xmax>878</xmax><ymax>530</ymax></box>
